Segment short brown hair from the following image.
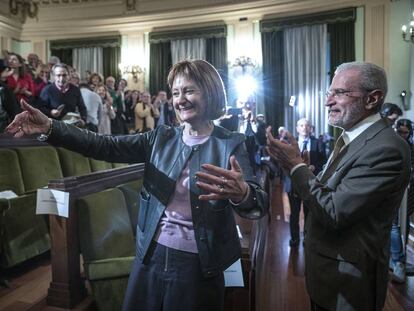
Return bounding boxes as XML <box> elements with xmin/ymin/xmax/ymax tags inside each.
<box><xmin>167</xmin><ymin>59</ymin><xmax>226</xmax><ymax>120</ymax></box>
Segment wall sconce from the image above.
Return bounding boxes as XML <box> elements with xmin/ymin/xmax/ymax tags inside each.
<box><xmin>401</xmin><ymin>11</ymin><xmax>414</xmax><ymax>44</ymax></box>
<box><xmin>400</xmin><ymin>90</ymin><xmax>410</xmax><ymax>110</ymax></box>
<box><xmin>231</xmin><ymin>56</ymin><xmax>256</xmax><ymax>74</ymax></box>
<box><xmin>119</xmin><ymin>64</ymin><xmax>143</xmax><ymax>83</ymax></box>
<box><xmin>9</xmin><ymin>0</ymin><xmax>38</xmax><ymax>23</ymax></box>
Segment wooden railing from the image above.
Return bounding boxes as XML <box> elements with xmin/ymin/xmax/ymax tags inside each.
<box><xmin>46</xmin><ymin>163</ymin><xmax>145</xmax><ymax>308</ymax></box>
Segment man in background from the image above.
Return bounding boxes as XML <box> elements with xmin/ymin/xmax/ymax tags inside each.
<box><xmin>380</xmin><ymin>102</ymin><xmax>402</xmax><ymax>125</ymax></box>
<box><xmin>39</xmin><ymin>63</ymin><xmax>86</xmax><ymax>124</ymax></box>
<box><xmin>287</xmin><ymin>118</ymin><xmax>326</xmax><ymax>247</ymax></box>
<box><xmin>106</xmin><ymin>76</ymin><xmax>127</xmax><ymax>134</ymax></box>
<box><xmin>154</xmin><ymin>90</ymin><xmax>176</xmax><ymax>127</ymax></box>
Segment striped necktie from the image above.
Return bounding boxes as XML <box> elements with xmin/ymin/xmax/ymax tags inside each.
<box><xmin>301</xmin><ymin>140</ymin><xmax>308</xmax><ymax>156</ymax></box>
<box><xmin>329</xmin><ymin>135</ymin><xmax>345</xmax><ymax>165</ymax></box>
<box><xmin>320</xmin><ymin>135</ymin><xmax>346</xmax><ymax>181</ymax></box>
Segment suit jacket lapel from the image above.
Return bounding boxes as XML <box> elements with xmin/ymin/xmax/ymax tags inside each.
<box><xmin>320</xmin><ymin>118</ymin><xmax>389</xmax><ymax>181</ymax></box>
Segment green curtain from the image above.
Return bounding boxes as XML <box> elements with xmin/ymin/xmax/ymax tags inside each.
<box><xmin>261</xmin><ymin>31</ymin><xmax>284</xmax><ymax>132</ymax></box>
<box><xmin>149</xmin><ymin>25</ymin><xmax>226</xmax><ymax>43</ymax></box>
<box><xmin>260</xmin><ymin>7</ymin><xmax>355</xmax><ymax>134</ymax></box>
<box><xmin>261</xmin><ymin>8</ymin><xmax>356</xmax><ymax>32</ymax></box>
<box><xmin>149</xmin><ymin>42</ymin><xmax>172</xmax><ymax>97</ymax></box>
<box><xmin>50</xmin><ymin>48</ymin><xmax>73</xmax><ymax>66</ymax></box>
<box><xmin>327</xmin><ymin>21</ymin><xmax>355</xmax><ymax>138</ymax></box>
<box><xmin>50</xmin><ymin>36</ymin><xmax>121</xmax><ymax>78</ymax></box>
<box><xmin>206</xmin><ymin>37</ymin><xmax>228</xmax><ymax>97</ymax></box>
<box><xmin>103</xmin><ymin>46</ymin><xmax>121</xmax><ymax>80</ymax></box>
<box><xmin>327</xmin><ymin>22</ymin><xmax>355</xmax><ymax>82</ymax></box>
<box><xmin>149</xmin><ymin>25</ymin><xmax>226</xmax><ymax>97</ymax></box>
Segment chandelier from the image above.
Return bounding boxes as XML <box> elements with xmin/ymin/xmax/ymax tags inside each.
<box><xmin>401</xmin><ymin>11</ymin><xmax>414</xmax><ymax>44</ymax></box>
<box><xmin>231</xmin><ymin>56</ymin><xmax>256</xmax><ymax>74</ymax></box>
<box><xmin>9</xmin><ymin>0</ymin><xmax>39</xmax><ymax>22</ymax></box>
<box><xmin>119</xmin><ymin>64</ymin><xmax>144</xmax><ymax>83</ymax></box>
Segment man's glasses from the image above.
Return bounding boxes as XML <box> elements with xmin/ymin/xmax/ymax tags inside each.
<box><xmin>325</xmin><ymin>89</ymin><xmax>366</xmax><ymax>99</ymax></box>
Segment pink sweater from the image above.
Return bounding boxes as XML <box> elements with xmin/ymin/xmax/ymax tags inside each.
<box><xmin>155</xmin><ymin>132</ymin><xmax>209</xmax><ymax>253</ymax></box>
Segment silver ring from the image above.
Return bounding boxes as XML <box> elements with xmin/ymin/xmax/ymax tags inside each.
<box><xmin>18</xmin><ymin>126</ymin><xmax>22</xmax><ymax>131</ymax></box>
<box><xmin>217</xmin><ymin>184</ymin><xmax>224</xmax><ymax>191</ymax></box>
<box><xmin>221</xmin><ymin>176</ymin><xmax>228</xmax><ymax>186</ymax></box>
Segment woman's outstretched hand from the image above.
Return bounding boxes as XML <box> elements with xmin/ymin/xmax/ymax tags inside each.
<box><xmin>196</xmin><ymin>155</ymin><xmax>249</xmax><ymax>203</ymax></box>
<box><xmin>6</xmin><ymin>99</ymin><xmax>51</xmax><ymax>137</ymax></box>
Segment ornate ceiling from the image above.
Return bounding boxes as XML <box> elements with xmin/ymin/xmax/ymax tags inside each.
<box><xmin>38</xmin><ymin>0</ymin><xmax>109</xmax><ymax>5</ymax></box>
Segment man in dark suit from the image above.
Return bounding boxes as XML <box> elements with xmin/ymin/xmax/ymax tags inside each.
<box><xmin>288</xmin><ymin>118</ymin><xmax>327</xmax><ymax>247</ymax></box>
<box><xmin>267</xmin><ymin>62</ymin><xmax>411</xmax><ymax>310</ymax></box>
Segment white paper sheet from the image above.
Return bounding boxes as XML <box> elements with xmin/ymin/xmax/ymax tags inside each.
<box><xmin>36</xmin><ymin>189</ymin><xmax>70</xmax><ymax>218</ymax></box>
<box><xmin>224</xmin><ymin>259</ymin><xmax>244</xmax><ymax>287</ymax></box>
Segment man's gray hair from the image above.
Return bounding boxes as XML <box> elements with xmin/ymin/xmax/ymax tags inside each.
<box><xmin>335</xmin><ymin>61</ymin><xmax>388</xmax><ymax>98</ymax></box>
<box><xmin>297</xmin><ymin>117</ymin><xmax>310</xmax><ymax>126</ymax></box>
<box><xmin>52</xmin><ymin>63</ymin><xmax>69</xmax><ymax>74</ymax></box>
<box><xmin>48</xmin><ymin>56</ymin><xmax>61</xmax><ymax>65</ymax></box>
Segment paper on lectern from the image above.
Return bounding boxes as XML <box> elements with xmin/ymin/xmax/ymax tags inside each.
<box><xmin>36</xmin><ymin>188</ymin><xmax>70</xmax><ymax>218</ymax></box>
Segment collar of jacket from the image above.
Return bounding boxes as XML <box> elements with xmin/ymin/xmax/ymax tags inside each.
<box><xmin>142</xmin><ymin>125</ymin><xmax>246</xmax><ymax>205</ymax></box>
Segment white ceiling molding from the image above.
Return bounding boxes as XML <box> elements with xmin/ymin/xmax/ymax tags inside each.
<box><xmin>0</xmin><ymin>13</ymin><xmax>22</xmax><ymax>38</ymax></box>
<box><xmin>38</xmin><ymin>0</ymin><xmax>112</xmax><ymax>6</ymax></box>
<box><xmin>17</xmin><ymin>0</ymin><xmax>370</xmax><ymax>40</ymax></box>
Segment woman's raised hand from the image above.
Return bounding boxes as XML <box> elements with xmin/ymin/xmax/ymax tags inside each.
<box><xmin>6</xmin><ymin>99</ymin><xmax>51</xmax><ymax>137</ymax></box>
<box><xmin>195</xmin><ymin>155</ymin><xmax>249</xmax><ymax>203</ymax></box>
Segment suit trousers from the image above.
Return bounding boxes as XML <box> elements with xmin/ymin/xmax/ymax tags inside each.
<box><xmin>122</xmin><ymin>241</ymin><xmax>225</xmax><ymax>311</ymax></box>
<box><xmin>310</xmin><ymin>300</ymin><xmax>330</xmax><ymax>311</ymax></box>
<box><xmin>288</xmin><ymin>191</ymin><xmax>309</xmax><ymax>241</ymax></box>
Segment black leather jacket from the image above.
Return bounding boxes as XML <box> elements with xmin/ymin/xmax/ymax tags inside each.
<box><xmin>48</xmin><ymin>121</ymin><xmax>268</xmax><ymax>276</ymax></box>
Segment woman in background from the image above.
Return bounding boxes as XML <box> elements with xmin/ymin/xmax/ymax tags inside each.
<box><xmin>95</xmin><ymin>84</ymin><xmax>115</xmax><ymax>135</ymax></box>
<box><xmin>6</xmin><ymin>52</ymin><xmax>35</xmax><ymax>103</ymax></box>
<box><xmin>133</xmin><ymin>91</ymin><xmax>159</xmax><ymax>133</ymax></box>
<box><xmin>33</xmin><ymin>64</ymin><xmax>49</xmax><ymax>98</ymax></box>
<box><xmin>88</xmin><ymin>72</ymin><xmax>103</xmax><ymax>90</ymax></box>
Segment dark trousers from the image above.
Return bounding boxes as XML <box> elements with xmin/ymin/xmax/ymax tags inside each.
<box><xmin>310</xmin><ymin>300</ymin><xmax>330</xmax><ymax>311</ymax></box>
<box><xmin>122</xmin><ymin>242</ymin><xmax>225</xmax><ymax>311</ymax></box>
<box><xmin>288</xmin><ymin>192</ymin><xmax>309</xmax><ymax>241</ymax></box>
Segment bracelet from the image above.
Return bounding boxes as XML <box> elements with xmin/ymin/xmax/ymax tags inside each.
<box><xmin>37</xmin><ymin>118</ymin><xmax>53</xmax><ymax>142</ymax></box>
<box><xmin>229</xmin><ymin>183</ymin><xmax>251</xmax><ymax>206</ymax></box>
<box><xmin>45</xmin><ymin>118</ymin><xmax>53</xmax><ymax>136</ymax></box>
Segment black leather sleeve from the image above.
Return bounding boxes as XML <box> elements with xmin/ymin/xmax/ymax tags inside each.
<box><xmin>48</xmin><ymin>120</ymin><xmax>152</xmax><ymax>164</ymax></box>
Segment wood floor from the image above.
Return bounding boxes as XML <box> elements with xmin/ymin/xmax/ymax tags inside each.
<box><xmin>1</xmin><ymin>183</ymin><xmax>414</xmax><ymax>310</ymax></box>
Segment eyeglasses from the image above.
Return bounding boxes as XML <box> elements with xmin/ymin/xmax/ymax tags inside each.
<box><xmin>325</xmin><ymin>89</ymin><xmax>366</xmax><ymax>99</ymax></box>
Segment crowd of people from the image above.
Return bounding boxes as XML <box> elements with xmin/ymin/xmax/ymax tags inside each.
<box><xmin>3</xmin><ymin>56</ymin><xmax>414</xmax><ymax>311</ymax></box>
<box><xmin>0</xmin><ymin>51</ymin><xmax>178</xmax><ymax>135</ymax></box>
